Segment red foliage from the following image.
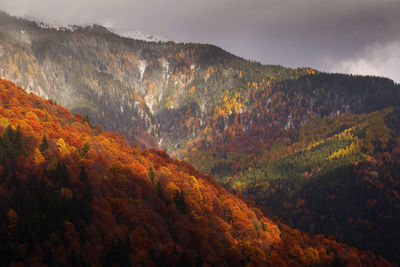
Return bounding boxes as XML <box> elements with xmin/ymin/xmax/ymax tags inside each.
<box><xmin>0</xmin><ymin>79</ymin><xmax>390</xmax><ymax>266</ymax></box>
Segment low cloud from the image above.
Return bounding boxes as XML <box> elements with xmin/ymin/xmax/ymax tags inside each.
<box><xmin>0</xmin><ymin>0</ymin><xmax>399</xmax><ymax>82</ymax></box>
<box><xmin>330</xmin><ymin>41</ymin><xmax>400</xmax><ymax>83</ymax></box>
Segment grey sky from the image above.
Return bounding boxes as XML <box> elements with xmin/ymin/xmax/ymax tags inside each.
<box><xmin>1</xmin><ymin>0</ymin><xmax>399</xmax><ymax>82</ymax></box>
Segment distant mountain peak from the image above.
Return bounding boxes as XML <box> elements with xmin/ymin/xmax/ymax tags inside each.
<box><xmin>36</xmin><ymin>22</ymin><xmax>78</xmax><ymax>32</ymax></box>
<box><xmin>108</xmin><ymin>27</ymin><xmax>169</xmax><ymax>42</ymax></box>
<box><xmin>15</xmin><ymin>12</ymin><xmax>168</xmax><ymax>43</ymax></box>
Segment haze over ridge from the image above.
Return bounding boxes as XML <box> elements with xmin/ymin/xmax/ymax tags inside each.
<box><xmin>1</xmin><ymin>0</ymin><xmax>399</xmax><ymax>83</ymax></box>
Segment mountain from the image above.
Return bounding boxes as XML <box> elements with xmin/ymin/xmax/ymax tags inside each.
<box><xmin>0</xmin><ymin>78</ymin><xmax>391</xmax><ymax>266</ymax></box>
<box><xmin>196</xmin><ymin>107</ymin><xmax>400</xmax><ymax>263</ymax></box>
<box><xmin>0</xmin><ymin>11</ymin><xmax>314</xmax><ymax>149</ymax></box>
<box><xmin>1</xmin><ymin>10</ymin><xmax>400</xmax><ymax>264</ymax></box>
<box><xmin>108</xmin><ymin>27</ymin><xmax>169</xmax><ymax>43</ymax></box>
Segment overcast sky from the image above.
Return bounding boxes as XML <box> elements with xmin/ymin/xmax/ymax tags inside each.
<box><xmin>1</xmin><ymin>0</ymin><xmax>399</xmax><ymax>83</ymax></box>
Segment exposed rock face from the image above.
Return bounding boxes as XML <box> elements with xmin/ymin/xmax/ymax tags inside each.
<box><xmin>0</xmin><ymin>11</ymin><xmax>399</xmax><ymax>155</ymax></box>
<box><xmin>2</xmin><ymin>11</ymin><xmax>400</xmax><ymax>264</ymax></box>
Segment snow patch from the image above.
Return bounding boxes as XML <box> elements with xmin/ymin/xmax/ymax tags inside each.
<box><xmin>145</xmin><ymin>96</ymin><xmax>155</xmax><ymax>114</ymax></box>
<box><xmin>138</xmin><ymin>60</ymin><xmax>147</xmax><ymax>80</ymax></box>
<box><xmin>36</xmin><ymin>22</ymin><xmax>78</xmax><ymax>32</ymax></box>
<box><xmin>284</xmin><ymin>113</ymin><xmax>293</xmax><ymax>130</ymax></box>
<box><xmin>160</xmin><ymin>58</ymin><xmax>170</xmax><ymax>81</ymax></box>
<box><xmin>17</xmin><ymin>30</ymin><xmax>31</xmax><ymax>45</ymax></box>
<box><xmin>108</xmin><ymin>27</ymin><xmax>168</xmax><ymax>43</ymax></box>
<box><xmin>26</xmin><ymin>85</ymin><xmax>48</xmax><ymax>100</ymax></box>
<box><xmin>200</xmin><ymin>103</ymin><xmax>206</xmax><ymax>113</ymax></box>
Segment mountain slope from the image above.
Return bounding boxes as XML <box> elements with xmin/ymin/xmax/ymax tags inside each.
<box><xmin>1</xmin><ymin>10</ymin><xmax>400</xmax><ymax>265</ymax></box>
<box><xmin>0</xmin><ymin>11</ymin><xmax>316</xmax><ymax>149</ymax></box>
<box><xmin>0</xmin><ymin>12</ymin><xmax>398</xmax><ymax>154</ymax></box>
<box><xmin>199</xmin><ymin>108</ymin><xmax>400</xmax><ymax>263</ymax></box>
<box><xmin>0</xmin><ymin>79</ymin><xmax>391</xmax><ymax>266</ymax></box>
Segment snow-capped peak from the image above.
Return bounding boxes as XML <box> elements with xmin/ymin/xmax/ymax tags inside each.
<box><xmin>22</xmin><ymin>15</ymin><xmax>168</xmax><ymax>42</ymax></box>
<box><xmin>108</xmin><ymin>27</ymin><xmax>168</xmax><ymax>43</ymax></box>
<box><xmin>22</xmin><ymin>15</ymin><xmax>81</xmax><ymax>32</ymax></box>
<box><xmin>36</xmin><ymin>22</ymin><xmax>78</xmax><ymax>32</ymax></box>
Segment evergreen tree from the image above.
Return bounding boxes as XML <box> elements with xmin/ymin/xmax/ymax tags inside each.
<box><xmin>54</xmin><ymin>162</ymin><xmax>71</xmax><ymax>188</ymax></box>
<box><xmin>39</xmin><ymin>136</ymin><xmax>49</xmax><ymax>153</ymax></box>
<box><xmin>149</xmin><ymin>166</ymin><xmax>156</xmax><ymax>183</ymax></box>
<box><xmin>77</xmin><ymin>142</ymin><xmax>90</xmax><ymax>158</ymax></box>
<box><xmin>174</xmin><ymin>191</ymin><xmax>188</xmax><ymax>214</ymax></box>
<box><xmin>156</xmin><ymin>182</ymin><xmax>170</xmax><ymax>205</ymax></box>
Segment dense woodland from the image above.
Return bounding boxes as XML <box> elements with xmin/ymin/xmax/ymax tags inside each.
<box><xmin>1</xmin><ymin>11</ymin><xmax>400</xmax><ymax>266</ymax></box>
<box><xmin>184</xmin><ymin>86</ymin><xmax>400</xmax><ymax>263</ymax></box>
<box><xmin>0</xmin><ymin>11</ymin><xmax>326</xmax><ymax>150</ymax></box>
<box><xmin>0</xmin><ymin>79</ymin><xmax>393</xmax><ymax>266</ymax></box>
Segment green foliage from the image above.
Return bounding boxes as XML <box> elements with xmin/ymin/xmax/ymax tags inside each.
<box><xmin>174</xmin><ymin>190</ymin><xmax>188</xmax><ymax>214</ymax></box>
<box><xmin>76</xmin><ymin>142</ymin><xmax>90</xmax><ymax>158</ymax></box>
<box><xmin>39</xmin><ymin>136</ymin><xmax>48</xmax><ymax>154</ymax></box>
<box><xmin>184</xmin><ymin>107</ymin><xmax>400</xmax><ymax>263</ymax></box>
<box><xmin>149</xmin><ymin>166</ymin><xmax>155</xmax><ymax>183</ymax></box>
<box><xmin>79</xmin><ymin>166</ymin><xmax>93</xmax><ymax>204</ymax></box>
<box><xmin>0</xmin><ymin>125</ymin><xmax>26</xmax><ymax>171</ymax></box>
<box><xmin>100</xmin><ymin>233</ymin><xmax>132</xmax><ymax>267</ymax></box>
<box><xmin>54</xmin><ymin>161</ymin><xmax>72</xmax><ymax>188</ymax></box>
<box><xmin>0</xmin><ymin>117</ymin><xmax>9</xmax><ymax>128</ymax></box>
<box><xmin>156</xmin><ymin>182</ymin><xmax>169</xmax><ymax>206</ymax></box>
<box><xmin>6</xmin><ymin>175</ymin><xmax>92</xmax><ymax>264</ymax></box>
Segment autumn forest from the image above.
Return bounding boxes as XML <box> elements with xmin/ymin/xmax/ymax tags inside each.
<box><xmin>0</xmin><ymin>10</ymin><xmax>399</xmax><ymax>267</ymax></box>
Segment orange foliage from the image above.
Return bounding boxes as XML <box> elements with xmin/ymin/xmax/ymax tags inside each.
<box><xmin>0</xmin><ymin>79</ymin><xmax>390</xmax><ymax>266</ymax></box>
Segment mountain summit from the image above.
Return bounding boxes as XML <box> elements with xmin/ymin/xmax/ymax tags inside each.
<box><xmin>1</xmin><ymin>10</ymin><xmax>400</xmax><ymax>264</ymax></box>
<box><xmin>108</xmin><ymin>27</ymin><xmax>169</xmax><ymax>43</ymax></box>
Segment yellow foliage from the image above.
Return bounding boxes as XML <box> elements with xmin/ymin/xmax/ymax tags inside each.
<box><xmin>33</xmin><ymin>148</ymin><xmax>45</xmax><ymax>165</ymax></box>
<box><xmin>308</xmin><ymin>127</ymin><xmax>356</xmax><ymax>152</ymax></box>
<box><xmin>47</xmin><ymin>157</ymin><xmax>58</xmax><ymax>172</ymax></box>
<box><xmin>304</xmin><ymin>247</ymin><xmax>320</xmax><ymax>265</ymax></box>
<box><xmin>328</xmin><ymin>141</ymin><xmax>359</xmax><ymax>160</ymax></box>
<box><xmin>9</xmin><ymin>97</ymin><xmax>20</xmax><ymax>107</ymax></box>
<box><xmin>0</xmin><ymin>117</ymin><xmax>9</xmax><ymax>128</ymax></box>
<box><xmin>214</xmin><ymin>90</ymin><xmax>244</xmax><ymax>119</ymax></box>
<box><xmin>189</xmin><ymin>85</ymin><xmax>195</xmax><ymax>94</ymax></box>
<box><xmin>190</xmin><ymin>175</ymin><xmax>198</xmax><ymax>184</ymax></box>
<box><xmin>18</xmin><ymin>120</ymin><xmax>33</xmax><ymax>132</ymax></box>
<box><xmin>60</xmin><ymin>188</ymin><xmax>73</xmax><ymax>199</ymax></box>
<box><xmin>232</xmin><ymin>181</ymin><xmax>246</xmax><ymax>193</ymax></box>
<box><xmin>165</xmin><ymin>182</ymin><xmax>180</xmax><ymax>202</ymax></box>
<box><xmin>305</xmin><ymin>68</ymin><xmax>316</xmax><ymax>75</ymax></box>
<box><xmin>205</xmin><ymin>66</ymin><xmax>214</xmax><ymax>80</ymax></box>
<box><xmin>190</xmin><ymin>176</ymin><xmax>203</xmax><ymax>205</ymax></box>
<box><xmin>288</xmin><ymin>245</ymin><xmax>307</xmax><ymax>264</ymax></box>
<box><xmin>166</xmin><ymin>97</ymin><xmax>174</xmax><ymax>110</ymax></box>
<box><xmin>7</xmin><ymin>209</ymin><xmax>18</xmax><ymax>235</ymax></box>
<box><xmin>25</xmin><ymin>111</ymin><xmax>39</xmax><ymax>121</ymax></box>
<box><xmin>146</xmin><ymin>81</ymin><xmax>158</xmax><ymax>95</ymax></box>
<box><xmin>57</xmin><ymin>138</ymin><xmax>70</xmax><ymax>157</ymax></box>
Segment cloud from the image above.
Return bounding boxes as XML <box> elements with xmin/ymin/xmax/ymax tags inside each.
<box><xmin>0</xmin><ymin>0</ymin><xmax>399</xmax><ymax>82</ymax></box>
<box><xmin>330</xmin><ymin>41</ymin><xmax>400</xmax><ymax>83</ymax></box>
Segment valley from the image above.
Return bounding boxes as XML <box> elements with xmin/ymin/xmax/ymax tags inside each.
<box><xmin>1</xmin><ymin>11</ymin><xmax>400</xmax><ymax>265</ymax></box>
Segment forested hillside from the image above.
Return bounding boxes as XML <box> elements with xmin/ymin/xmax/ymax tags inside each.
<box><xmin>1</xmin><ymin>10</ymin><xmax>400</xmax><ymax>265</ymax></box>
<box><xmin>0</xmin><ymin>11</ymin><xmax>320</xmax><ymax>149</ymax></box>
<box><xmin>0</xmin><ymin>79</ymin><xmax>392</xmax><ymax>266</ymax></box>
<box><xmin>188</xmin><ymin>107</ymin><xmax>400</xmax><ymax>262</ymax></box>
<box><xmin>179</xmin><ymin>73</ymin><xmax>400</xmax><ymax>263</ymax></box>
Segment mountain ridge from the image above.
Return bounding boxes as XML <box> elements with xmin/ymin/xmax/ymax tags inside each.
<box><xmin>0</xmin><ymin>78</ymin><xmax>392</xmax><ymax>266</ymax></box>
<box><xmin>1</xmin><ymin>10</ymin><xmax>400</xmax><ymax>264</ymax></box>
